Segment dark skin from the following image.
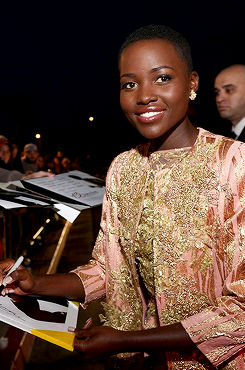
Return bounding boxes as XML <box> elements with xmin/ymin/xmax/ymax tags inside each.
<box><xmin>0</xmin><ymin>38</ymin><xmax>199</xmax><ymax>359</ymax></box>
<box><xmin>0</xmin><ymin>262</ymin><xmax>195</xmax><ymax>358</ymax></box>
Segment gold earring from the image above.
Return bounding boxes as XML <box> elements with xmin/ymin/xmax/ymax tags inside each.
<box><xmin>189</xmin><ymin>89</ymin><xmax>197</xmax><ymax>100</ymax></box>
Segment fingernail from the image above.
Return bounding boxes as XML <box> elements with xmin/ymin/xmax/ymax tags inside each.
<box><xmin>6</xmin><ymin>289</ymin><xmax>15</xmax><ymax>294</ymax></box>
<box><xmin>68</xmin><ymin>326</ymin><xmax>75</xmax><ymax>332</ymax></box>
<box><xmin>4</xmin><ymin>276</ymin><xmax>13</xmax><ymax>284</ymax></box>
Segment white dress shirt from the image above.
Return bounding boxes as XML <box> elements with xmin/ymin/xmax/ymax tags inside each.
<box><xmin>231</xmin><ymin>116</ymin><xmax>245</xmax><ymax>139</ymax></box>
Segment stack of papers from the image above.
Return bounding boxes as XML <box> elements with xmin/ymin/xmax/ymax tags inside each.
<box><xmin>0</xmin><ymin>170</ymin><xmax>105</xmax><ymax>223</ymax></box>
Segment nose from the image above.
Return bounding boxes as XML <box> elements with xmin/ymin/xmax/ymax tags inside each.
<box><xmin>216</xmin><ymin>91</ymin><xmax>225</xmax><ymax>103</ymax></box>
<box><xmin>137</xmin><ymin>83</ymin><xmax>158</xmax><ymax>105</ymax></box>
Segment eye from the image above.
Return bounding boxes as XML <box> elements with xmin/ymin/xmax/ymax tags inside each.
<box><xmin>121</xmin><ymin>81</ymin><xmax>136</xmax><ymax>90</ymax></box>
<box><xmin>226</xmin><ymin>88</ymin><xmax>235</xmax><ymax>94</ymax></box>
<box><xmin>155</xmin><ymin>74</ymin><xmax>172</xmax><ymax>83</ymax></box>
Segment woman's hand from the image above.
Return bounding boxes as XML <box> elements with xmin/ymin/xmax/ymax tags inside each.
<box><xmin>0</xmin><ymin>259</ymin><xmax>35</xmax><ymax>296</ymax></box>
<box><xmin>1</xmin><ymin>262</ymin><xmax>85</xmax><ymax>300</ymax></box>
<box><xmin>69</xmin><ymin>321</ymin><xmax>125</xmax><ymax>359</ymax></box>
<box><xmin>21</xmin><ymin>171</ymin><xmax>55</xmax><ymax>180</ymax></box>
<box><xmin>69</xmin><ymin>321</ymin><xmax>196</xmax><ymax>360</ymax></box>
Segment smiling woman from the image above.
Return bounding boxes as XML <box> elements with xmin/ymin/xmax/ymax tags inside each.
<box><xmin>119</xmin><ymin>38</ymin><xmax>199</xmax><ymax>149</ymax></box>
<box><xmin>2</xmin><ymin>24</ymin><xmax>245</xmax><ymax>370</ymax></box>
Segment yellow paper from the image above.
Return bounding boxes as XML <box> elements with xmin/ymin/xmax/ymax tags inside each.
<box><xmin>31</xmin><ymin>329</ymin><xmax>75</xmax><ymax>351</ymax></box>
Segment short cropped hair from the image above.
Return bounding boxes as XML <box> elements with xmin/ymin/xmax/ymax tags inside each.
<box><xmin>118</xmin><ymin>24</ymin><xmax>193</xmax><ymax>74</ymax></box>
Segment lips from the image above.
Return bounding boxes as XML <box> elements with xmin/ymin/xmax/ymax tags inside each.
<box><xmin>135</xmin><ymin>107</ymin><xmax>165</xmax><ymax>122</ymax></box>
<box><xmin>217</xmin><ymin>105</ymin><xmax>229</xmax><ymax>111</ymax></box>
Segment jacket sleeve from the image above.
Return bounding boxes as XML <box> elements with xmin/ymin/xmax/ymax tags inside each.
<box><xmin>0</xmin><ymin>168</ymin><xmax>23</xmax><ymax>182</ymax></box>
<box><xmin>71</xmin><ymin>157</ymin><xmax>120</xmax><ymax>306</ymax></box>
<box><xmin>182</xmin><ymin>141</ymin><xmax>245</xmax><ymax>367</ymax></box>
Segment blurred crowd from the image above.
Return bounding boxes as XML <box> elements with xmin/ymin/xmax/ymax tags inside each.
<box><xmin>0</xmin><ymin>135</ymin><xmax>108</xmax><ymax>180</ymax></box>
<box><xmin>1</xmin><ymin>64</ymin><xmax>245</xmax><ymax>184</ymax></box>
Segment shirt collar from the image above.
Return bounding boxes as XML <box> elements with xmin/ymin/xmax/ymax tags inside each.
<box><xmin>232</xmin><ymin>116</ymin><xmax>245</xmax><ymax>137</ymax></box>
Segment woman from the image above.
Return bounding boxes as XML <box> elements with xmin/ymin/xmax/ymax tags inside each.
<box><xmin>0</xmin><ymin>141</ymin><xmax>24</xmax><ymax>172</ymax></box>
<box><xmin>0</xmin><ymin>142</ymin><xmax>12</xmax><ymax>170</ymax></box>
<box><xmin>1</xmin><ymin>25</ymin><xmax>245</xmax><ymax>369</ymax></box>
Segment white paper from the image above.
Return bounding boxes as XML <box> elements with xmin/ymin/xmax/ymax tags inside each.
<box><xmin>23</xmin><ymin>170</ymin><xmax>105</xmax><ymax>207</ymax></box>
<box><xmin>0</xmin><ymin>294</ymin><xmax>78</xmax><ymax>334</ymax></box>
<box><xmin>15</xmin><ymin>196</ymin><xmax>50</xmax><ymax>206</ymax></box>
<box><xmin>53</xmin><ymin>203</ymin><xmax>81</xmax><ymax>223</ymax></box>
<box><xmin>0</xmin><ymin>199</ymin><xmax>27</xmax><ymax>209</ymax></box>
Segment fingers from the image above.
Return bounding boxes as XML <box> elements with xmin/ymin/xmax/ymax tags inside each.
<box><xmin>35</xmin><ymin>171</ymin><xmax>55</xmax><ymax>178</ymax></box>
<box><xmin>83</xmin><ymin>317</ymin><xmax>93</xmax><ymax>329</ymax></box>
<box><xmin>0</xmin><ymin>259</ymin><xmax>16</xmax><ymax>284</ymax></box>
<box><xmin>68</xmin><ymin>317</ymin><xmax>92</xmax><ymax>332</ymax></box>
<box><xmin>0</xmin><ymin>268</ymin><xmax>34</xmax><ymax>296</ymax></box>
<box><xmin>1</xmin><ymin>286</ymin><xmax>15</xmax><ymax>296</ymax></box>
<box><xmin>22</xmin><ymin>171</ymin><xmax>55</xmax><ymax>180</ymax></box>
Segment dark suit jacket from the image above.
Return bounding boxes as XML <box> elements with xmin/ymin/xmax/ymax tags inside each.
<box><xmin>237</xmin><ymin>128</ymin><xmax>245</xmax><ymax>142</ymax></box>
<box><xmin>216</xmin><ymin>122</ymin><xmax>245</xmax><ymax>142</ymax></box>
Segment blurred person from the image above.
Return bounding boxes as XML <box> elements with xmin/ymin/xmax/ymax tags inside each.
<box><xmin>56</xmin><ymin>150</ymin><xmax>64</xmax><ymax>160</ymax></box>
<box><xmin>0</xmin><ymin>135</ymin><xmax>9</xmax><ymax>155</ymax></box>
<box><xmin>43</xmin><ymin>153</ymin><xmax>55</xmax><ymax>173</ymax></box>
<box><xmin>21</xmin><ymin>143</ymin><xmax>39</xmax><ymax>174</ymax></box>
<box><xmin>0</xmin><ymin>142</ymin><xmax>12</xmax><ymax>170</ymax></box>
<box><xmin>10</xmin><ymin>142</ymin><xmax>23</xmax><ymax>172</ymax></box>
<box><xmin>36</xmin><ymin>155</ymin><xmax>46</xmax><ymax>171</ymax></box>
<box><xmin>214</xmin><ymin>64</ymin><xmax>245</xmax><ymax>140</ymax></box>
<box><xmin>52</xmin><ymin>150</ymin><xmax>65</xmax><ymax>174</ymax></box>
<box><xmin>0</xmin><ymin>135</ymin><xmax>8</xmax><ymax>144</ymax></box>
<box><xmin>0</xmin><ymin>141</ymin><xmax>23</xmax><ymax>172</ymax></box>
<box><xmin>70</xmin><ymin>155</ymin><xmax>82</xmax><ymax>171</ymax></box>
<box><xmin>61</xmin><ymin>157</ymin><xmax>71</xmax><ymax>173</ymax></box>
<box><xmin>11</xmin><ymin>142</ymin><xmax>19</xmax><ymax>162</ymax></box>
<box><xmin>53</xmin><ymin>155</ymin><xmax>62</xmax><ymax>174</ymax></box>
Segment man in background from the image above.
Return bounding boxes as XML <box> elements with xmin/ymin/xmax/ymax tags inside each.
<box><xmin>21</xmin><ymin>143</ymin><xmax>39</xmax><ymax>173</ymax></box>
<box><xmin>214</xmin><ymin>64</ymin><xmax>245</xmax><ymax>140</ymax></box>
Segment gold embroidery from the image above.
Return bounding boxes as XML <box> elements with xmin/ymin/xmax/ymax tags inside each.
<box><xmin>81</xmin><ymin>131</ymin><xmax>245</xmax><ymax>368</ymax></box>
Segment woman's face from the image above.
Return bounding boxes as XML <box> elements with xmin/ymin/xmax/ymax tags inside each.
<box><xmin>119</xmin><ymin>39</ymin><xmax>198</xmax><ymax>142</ymax></box>
<box><xmin>0</xmin><ymin>144</ymin><xmax>11</xmax><ymax>163</ymax></box>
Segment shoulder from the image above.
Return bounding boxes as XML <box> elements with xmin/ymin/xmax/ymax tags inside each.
<box><xmin>109</xmin><ymin>143</ymin><xmax>150</xmax><ymax>172</ymax></box>
<box><xmin>198</xmin><ymin>128</ymin><xmax>245</xmax><ymax>184</ymax></box>
<box><xmin>199</xmin><ymin>127</ymin><xmax>245</xmax><ymax>154</ymax></box>
<box><xmin>105</xmin><ymin>143</ymin><xmax>150</xmax><ymax>187</ymax></box>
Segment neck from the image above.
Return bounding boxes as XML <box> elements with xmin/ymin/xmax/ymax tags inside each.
<box><xmin>150</xmin><ymin>120</ymin><xmax>198</xmax><ymax>152</ymax></box>
<box><xmin>232</xmin><ymin>116</ymin><xmax>245</xmax><ymax>127</ymax></box>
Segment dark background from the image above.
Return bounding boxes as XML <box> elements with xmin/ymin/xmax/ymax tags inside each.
<box><xmin>0</xmin><ymin>0</ymin><xmax>245</xmax><ymax>167</ymax></box>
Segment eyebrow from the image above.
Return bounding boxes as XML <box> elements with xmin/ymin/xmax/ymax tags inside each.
<box><xmin>214</xmin><ymin>83</ymin><xmax>236</xmax><ymax>91</ymax></box>
<box><xmin>151</xmin><ymin>65</ymin><xmax>174</xmax><ymax>72</ymax></box>
<box><xmin>120</xmin><ymin>65</ymin><xmax>174</xmax><ymax>79</ymax></box>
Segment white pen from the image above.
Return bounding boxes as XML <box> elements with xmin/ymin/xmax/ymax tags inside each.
<box><xmin>0</xmin><ymin>255</ymin><xmax>24</xmax><ymax>293</ymax></box>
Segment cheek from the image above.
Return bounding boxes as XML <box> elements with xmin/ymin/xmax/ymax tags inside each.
<box><xmin>164</xmin><ymin>84</ymin><xmax>189</xmax><ymax>103</ymax></box>
<box><xmin>120</xmin><ymin>94</ymin><xmax>133</xmax><ymax>115</ymax></box>
<box><xmin>236</xmin><ymin>95</ymin><xmax>245</xmax><ymax>109</ymax></box>
<box><xmin>168</xmin><ymin>89</ymin><xmax>189</xmax><ymax>113</ymax></box>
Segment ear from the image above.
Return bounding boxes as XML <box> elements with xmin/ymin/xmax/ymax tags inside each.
<box><xmin>190</xmin><ymin>71</ymin><xmax>199</xmax><ymax>92</ymax></box>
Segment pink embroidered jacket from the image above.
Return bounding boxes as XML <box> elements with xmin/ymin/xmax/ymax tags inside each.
<box><xmin>72</xmin><ymin>128</ymin><xmax>245</xmax><ymax>369</ymax></box>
